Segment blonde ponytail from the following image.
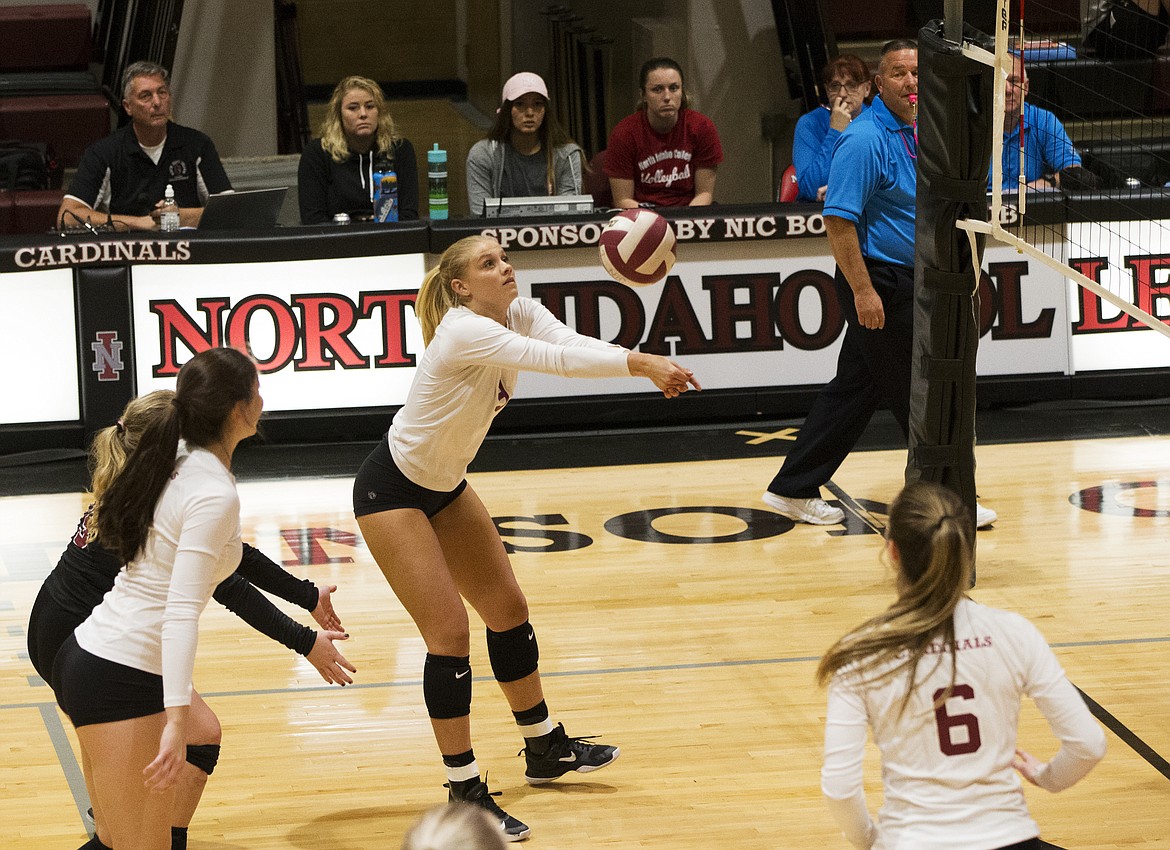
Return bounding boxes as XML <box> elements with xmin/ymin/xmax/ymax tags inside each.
<box><xmin>416</xmin><ymin>235</ymin><xmax>492</xmax><ymax>345</ymax></box>
<box><xmin>87</xmin><ymin>390</ymin><xmax>176</xmax><ymax>541</ymax></box>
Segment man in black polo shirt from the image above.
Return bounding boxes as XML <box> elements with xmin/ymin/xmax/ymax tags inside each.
<box><xmin>57</xmin><ymin>61</ymin><xmax>232</xmax><ymax>231</ymax></box>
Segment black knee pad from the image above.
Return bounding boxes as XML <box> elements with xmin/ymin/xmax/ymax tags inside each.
<box><xmin>486</xmin><ymin>621</ymin><xmax>539</xmax><ymax>683</ymax></box>
<box><xmin>423</xmin><ymin>653</ymin><xmax>472</xmax><ymax>719</ymax></box>
<box><xmin>186</xmin><ymin>743</ymin><xmax>221</xmax><ymax>775</ymax></box>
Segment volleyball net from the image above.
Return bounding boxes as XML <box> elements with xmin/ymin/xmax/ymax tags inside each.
<box><xmin>966</xmin><ymin>0</ymin><xmax>1170</xmax><ymax>341</ymax></box>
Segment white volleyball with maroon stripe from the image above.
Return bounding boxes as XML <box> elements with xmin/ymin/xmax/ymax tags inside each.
<box><xmin>598</xmin><ymin>208</ymin><xmax>677</xmax><ymax>287</ymax></box>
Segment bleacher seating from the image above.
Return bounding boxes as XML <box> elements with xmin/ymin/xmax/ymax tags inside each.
<box><xmin>0</xmin><ymin>94</ymin><xmax>110</xmax><ymax>168</ymax></box>
<box><xmin>4</xmin><ymin>188</ymin><xmax>65</xmax><ymax>234</ymax></box>
<box><xmin>1080</xmin><ymin>139</ymin><xmax>1170</xmax><ymax>189</ymax></box>
<box><xmin>0</xmin><ymin>3</ymin><xmax>111</xmax><ymax>234</ymax></box>
<box><xmin>1027</xmin><ymin>56</ymin><xmax>1170</xmax><ymax>121</ymax></box>
<box><xmin>0</xmin><ymin>4</ymin><xmax>91</xmax><ymax>72</ymax></box>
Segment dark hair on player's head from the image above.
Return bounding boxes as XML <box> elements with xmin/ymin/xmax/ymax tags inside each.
<box><xmin>97</xmin><ymin>347</ymin><xmax>257</xmax><ymax>564</ymax></box>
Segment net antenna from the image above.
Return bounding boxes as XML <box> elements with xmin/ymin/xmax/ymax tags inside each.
<box><xmin>957</xmin><ymin>0</ymin><xmax>1170</xmax><ymax>342</ymax></box>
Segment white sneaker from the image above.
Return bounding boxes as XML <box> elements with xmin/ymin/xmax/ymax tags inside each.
<box><xmin>762</xmin><ymin>491</ymin><xmax>845</xmax><ymax>525</ymax></box>
<box><xmin>976</xmin><ymin>502</ymin><xmax>997</xmax><ymax>528</ymax></box>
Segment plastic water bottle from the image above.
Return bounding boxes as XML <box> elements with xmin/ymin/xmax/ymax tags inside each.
<box><xmin>428</xmin><ymin>143</ymin><xmax>448</xmax><ymax>220</ymax></box>
<box><xmin>160</xmin><ymin>184</ymin><xmax>180</xmax><ymax>232</ymax></box>
<box><xmin>372</xmin><ymin>160</ymin><xmax>398</xmax><ymax>223</ymax></box>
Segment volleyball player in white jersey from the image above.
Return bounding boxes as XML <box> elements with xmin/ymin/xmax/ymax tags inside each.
<box><xmin>53</xmin><ymin>347</ymin><xmax>264</xmax><ymax>850</ymax></box>
<box><xmin>353</xmin><ymin>235</ymin><xmax>699</xmax><ymax>841</ymax></box>
<box><xmin>817</xmin><ymin>481</ymin><xmax>1105</xmax><ymax>850</ymax></box>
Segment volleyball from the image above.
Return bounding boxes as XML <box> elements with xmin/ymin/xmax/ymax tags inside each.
<box><xmin>598</xmin><ymin>209</ymin><xmax>677</xmax><ymax>287</ymax></box>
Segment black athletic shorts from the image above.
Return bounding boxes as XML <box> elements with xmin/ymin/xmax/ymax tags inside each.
<box><xmin>27</xmin><ymin>586</ymin><xmax>83</xmax><ymax>684</ymax></box>
<box><xmin>52</xmin><ymin>633</ymin><xmax>164</xmax><ymax>727</ymax></box>
<box><xmin>352</xmin><ymin>437</ymin><xmax>467</xmax><ymax>519</ymax></box>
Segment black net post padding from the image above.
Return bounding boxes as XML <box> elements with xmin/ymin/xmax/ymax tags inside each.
<box><xmin>908</xmin><ymin>20</ymin><xmax>995</xmax><ymax>532</ymax></box>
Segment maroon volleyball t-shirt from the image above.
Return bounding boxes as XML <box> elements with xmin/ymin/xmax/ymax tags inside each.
<box><xmin>604</xmin><ymin>109</ymin><xmax>723</xmax><ymax>206</ymax></box>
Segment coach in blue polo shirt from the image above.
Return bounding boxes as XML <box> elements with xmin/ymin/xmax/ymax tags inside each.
<box><xmin>57</xmin><ymin>61</ymin><xmax>232</xmax><ymax>231</ymax></box>
<box><xmin>764</xmin><ymin>39</ymin><xmax>997</xmax><ymax>529</ymax></box>
<box><xmin>993</xmin><ymin>52</ymin><xmax>1080</xmax><ymax>191</ymax></box>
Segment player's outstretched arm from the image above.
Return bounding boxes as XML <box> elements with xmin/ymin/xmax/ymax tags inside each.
<box><xmin>212</xmin><ymin>573</ymin><xmax>316</xmax><ymax>655</ymax></box>
<box><xmin>237</xmin><ymin>543</ymin><xmax>342</xmax><ymax>627</ymax></box>
<box><xmin>627</xmin><ymin>352</ymin><xmax>701</xmax><ymax>398</ymax></box>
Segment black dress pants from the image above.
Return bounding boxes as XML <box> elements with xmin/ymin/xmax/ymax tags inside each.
<box><xmin>767</xmin><ymin>260</ymin><xmax>914</xmax><ymax>499</ymax></box>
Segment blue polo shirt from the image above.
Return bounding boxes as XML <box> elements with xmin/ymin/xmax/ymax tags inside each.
<box><xmin>792</xmin><ymin>103</ymin><xmax>869</xmax><ymax>202</ymax></box>
<box><xmin>992</xmin><ymin>102</ymin><xmax>1080</xmax><ymax>190</ymax></box>
<box><xmin>823</xmin><ymin>96</ymin><xmax>916</xmax><ymax>269</ymax></box>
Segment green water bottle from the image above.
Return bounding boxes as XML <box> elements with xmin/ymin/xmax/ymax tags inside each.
<box><xmin>428</xmin><ymin>143</ymin><xmax>448</xmax><ymax>220</ymax></box>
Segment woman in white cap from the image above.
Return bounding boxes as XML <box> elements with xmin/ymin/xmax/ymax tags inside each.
<box><xmin>465</xmin><ymin>71</ymin><xmax>586</xmax><ymax>216</ymax></box>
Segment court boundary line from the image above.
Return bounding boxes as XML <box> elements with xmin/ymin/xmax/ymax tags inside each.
<box><xmin>8</xmin><ymin>638</ymin><xmax>1169</xmax><ymax>704</ymax></box>
<box><xmin>40</xmin><ymin>703</ymin><xmax>91</xmax><ymax>829</ymax></box>
<box><xmin>1077</xmin><ymin>685</ymin><xmax>1170</xmax><ymax>781</ymax></box>
<box><xmin>18</xmin><ymin>647</ymin><xmax>1170</xmax><ymax>836</ymax></box>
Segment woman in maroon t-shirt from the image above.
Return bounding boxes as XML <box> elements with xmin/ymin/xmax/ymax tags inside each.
<box><xmin>604</xmin><ymin>57</ymin><xmax>724</xmax><ymax>208</ymax></box>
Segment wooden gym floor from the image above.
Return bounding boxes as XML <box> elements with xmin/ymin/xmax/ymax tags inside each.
<box><xmin>1</xmin><ymin>399</ymin><xmax>1168</xmax><ymax>848</ymax></box>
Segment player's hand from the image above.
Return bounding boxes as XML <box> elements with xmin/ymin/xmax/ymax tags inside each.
<box><xmin>306</xmin><ymin>630</ymin><xmax>356</xmax><ymax>685</ymax></box>
<box><xmin>816</xmin><ymin>185</ymin><xmax>828</xmax><ymax>202</ymax></box>
<box><xmin>311</xmin><ymin>584</ymin><xmax>343</xmax><ymax>632</ymax></box>
<box><xmin>627</xmin><ymin>353</ymin><xmax>701</xmax><ymax>398</ymax></box>
<box><xmin>829</xmin><ymin>95</ymin><xmax>852</xmax><ymax>131</ymax></box>
<box><xmin>1011</xmin><ymin>748</ymin><xmax>1045</xmax><ymax>786</ymax></box>
<box><xmin>143</xmin><ymin>715</ymin><xmax>187</xmax><ymax>792</ymax></box>
<box><xmin>854</xmin><ymin>286</ymin><xmax>885</xmax><ymax>330</ymax></box>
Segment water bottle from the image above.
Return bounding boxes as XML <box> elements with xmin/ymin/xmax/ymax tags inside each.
<box><xmin>428</xmin><ymin>143</ymin><xmax>448</xmax><ymax>220</ymax></box>
<box><xmin>160</xmin><ymin>183</ymin><xmax>180</xmax><ymax>232</ymax></box>
<box><xmin>372</xmin><ymin>159</ymin><xmax>398</xmax><ymax>223</ymax></box>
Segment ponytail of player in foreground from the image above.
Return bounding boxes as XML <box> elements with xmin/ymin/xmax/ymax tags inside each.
<box><xmin>817</xmin><ymin>480</ymin><xmax>1105</xmax><ymax>850</ymax></box>
<box><xmin>353</xmin><ymin>234</ymin><xmax>698</xmax><ymax>842</ymax></box>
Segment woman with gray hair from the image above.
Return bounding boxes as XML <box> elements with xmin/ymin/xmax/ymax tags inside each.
<box><xmin>57</xmin><ymin>60</ymin><xmax>232</xmax><ymax>231</ymax></box>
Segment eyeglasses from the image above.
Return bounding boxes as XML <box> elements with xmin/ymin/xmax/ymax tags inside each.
<box><xmin>826</xmin><ymin>81</ymin><xmax>863</xmax><ymax>94</ymax></box>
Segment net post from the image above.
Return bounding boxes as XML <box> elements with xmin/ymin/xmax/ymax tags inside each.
<box><xmin>910</xmin><ymin>18</ymin><xmax>997</xmax><ymax>556</ymax></box>
<box><xmin>944</xmin><ymin>0</ymin><xmax>964</xmax><ymax>44</ymax></box>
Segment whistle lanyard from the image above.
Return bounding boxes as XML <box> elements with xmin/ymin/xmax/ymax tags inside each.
<box><xmin>899</xmin><ymin>127</ymin><xmax>917</xmax><ymax>161</ymax></box>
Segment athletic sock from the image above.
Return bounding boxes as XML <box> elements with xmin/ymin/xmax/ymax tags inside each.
<box><xmin>171</xmin><ymin>826</ymin><xmax>188</xmax><ymax>850</ymax></box>
<box><xmin>442</xmin><ymin>748</ymin><xmax>480</xmax><ymax>788</ymax></box>
<box><xmin>514</xmin><ymin>699</ymin><xmax>554</xmax><ymax>753</ymax></box>
<box><xmin>77</xmin><ymin>837</ymin><xmax>112</xmax><ymax>850</ymax></box>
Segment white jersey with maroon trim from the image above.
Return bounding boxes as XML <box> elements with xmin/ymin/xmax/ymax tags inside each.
<box><xmin>822</xmin><ymin>597</ymin><xmax>1106</xmax><ymax>849</ymax></box>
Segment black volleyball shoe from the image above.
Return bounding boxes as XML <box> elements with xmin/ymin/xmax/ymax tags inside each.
<box><xmin>522</xmin><ymin>723</ymin><xmax>620</xmax><ymax>784</ymax></box>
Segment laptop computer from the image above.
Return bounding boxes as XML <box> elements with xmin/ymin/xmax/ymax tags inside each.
<box><xmin>482</xmin><ymin>194</ymin><xmax>594</xmax><ymax>218</ymax></box>
<box><xmin>198</xmin><ymin>187</ymin><xmax>288</xmax><ymax>230</ymax></box>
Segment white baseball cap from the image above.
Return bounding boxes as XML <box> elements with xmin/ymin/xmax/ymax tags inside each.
<box><xmin>502</xmin><ymin>72</ymin><xmax>548</xmax><ymax>104</ymax></box>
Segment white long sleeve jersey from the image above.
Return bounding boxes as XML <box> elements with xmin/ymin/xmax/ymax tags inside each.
<box><xmin>389</xmin><ymin>298</ymin><xmax>630</xmax><ymax>491</ymax></box>
<box><xmin>75</xmin><ymin>447</ymin><xmax>243</xmax><ymax>708</ymax></box>
<box><xmin>822</xmin><ymin>598</ymin><xmax>1106</xmax><ymax>850</ymax></box>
